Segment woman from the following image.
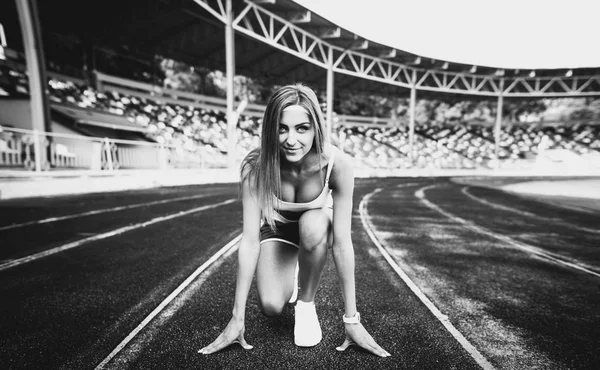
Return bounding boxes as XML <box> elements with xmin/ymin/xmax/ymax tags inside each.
<box><xmin>199</xmin><ymin>84</ymin><xmax>390</xmax><ymax>357</ymax></box>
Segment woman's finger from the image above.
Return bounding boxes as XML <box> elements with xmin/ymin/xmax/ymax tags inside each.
<box><xmin>232</xmin><ymin>337</ymin><xmax>254</xmax><ymax>350</ymax></box>
<box><xmin>198</xmin><ymin>343</ymin><xmax>218</xmax><ymax>354</ymax></box>
<box><xmin>198</xmin><ymin>342</ymin><xmax>214</xmax><ymax>354</ymax></box>
<box><xmin>335</xmin><ymin>337</ymin><xmax>356</xmax><ymax>352</ymax></box>
<box><xmin>368</xmin><ymin>343</ymin><xmax>390</xmax><ymax>358</ymax></box>
<box><xmin>362</xmin><ymin>338</ymin><xmax>391</xmax><ymax>358</ymax></box>
<box><xmin>199</xmin><ymin>335</ymin><xmax>253</xmax><ymax>354</ymax></box>
<box><xmin>199</xmin><ymin>338</ymin><xmax>228</xmax><ymax>355</ymax></box>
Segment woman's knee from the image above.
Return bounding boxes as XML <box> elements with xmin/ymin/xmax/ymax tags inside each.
<box><xmin>298</xmin><ymin>209</ymin><xmax>331</xmax><ymax>251</ymax></box>
<box><xmin>259</xmin><ymin>297</ymin><xmax>286</xmax><ymax>317</ymax></box>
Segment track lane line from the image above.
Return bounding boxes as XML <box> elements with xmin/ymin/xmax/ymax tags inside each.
<box><xmin>462</xmin><ymin>187</ymin><xmax>538</xmax><ymax>217</ymax></box>
<box><xmin>0</xmin><ymin>199</ymin><xmax>237</xmax><ymax>272</ymax></box>
<box><xmin>462</xmin><ymin>187</ymin><xmax>600</xmax><ymax>235</ymax></box>
<box><xmin>94</xmin><ymin>234</ymin><xmax>242</xmax><ymax>369</ymax></box>
<box><xmin>0</xmin><ymin>193</ymin><xmax>222</xmax><ymax>231</ymax></box>
<box><xmin>418</xmin><ymin>185</ymin><xmax>600</xmax><ymax>279</ymax></box>
<box><xmin>359</xmin><ymin>188</ymin><xmax>495</xmax><ymax>370</ymax></box>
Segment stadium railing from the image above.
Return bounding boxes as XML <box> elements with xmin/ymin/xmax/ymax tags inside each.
<box><xmin>0</xmin><ymin>125</ymin><xmax>222</xmax><ymax>172</ymax></box>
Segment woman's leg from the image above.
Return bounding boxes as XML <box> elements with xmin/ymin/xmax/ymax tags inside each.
<box><xmin>293</xmin><ymin>208</ymin><xmax>332</xmax><ymax>347</ymax></box>
<box><xmin>297</xmin><ymin>208</ymin><xmax>332</xmax><ymax>302</ymax></box>
<box><xmin>255</xmin><ymin>240</ymin><xmax>298</xmax><ymax>316</ymax></box>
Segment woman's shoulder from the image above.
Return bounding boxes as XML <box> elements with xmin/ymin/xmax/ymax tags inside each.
<box><xmin>241</xmin><ymin>148</ymin><xmax>260</xmax><ymax>169</ymax></box>
<box><xmin>240</xmin><ymin>148</ymin><xmax>260</xmax><ymax>183</ymax></box>
<box><xmin>243</xmin><ymin>147</ymin><xmax>261</xmax><ymax>162</ymax></box>
<box><xmin>327</xmin><ymin>145</ymin><xmax>353</xmax><ymax>178</ymax></box>
<box><xmin>327</xmin><ymin>144</ymin><xmax>350</xmax><ymax>166</ymax></box>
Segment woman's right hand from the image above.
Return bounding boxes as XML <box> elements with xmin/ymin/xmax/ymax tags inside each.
<box><xmin>198</xmin><ymin>317</ymin><xmax>254</xmax><ymax>355</ymax></box>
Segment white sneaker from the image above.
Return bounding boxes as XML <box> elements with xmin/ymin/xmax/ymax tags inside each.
<box><xmin>294</xmin><ymin>300</ymin><xmax>322</xmax><ymax>347</ymax></box>
<box><xmin>288</xmin><ymin>263</ymin><xmax>299</xmax><ymax>304</ymax></box>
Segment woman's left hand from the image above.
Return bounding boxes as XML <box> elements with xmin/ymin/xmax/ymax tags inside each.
<box><xmin>336</xmin><ymin>323</ymin><xmax>391</xmax><ymax>357</ymax></box>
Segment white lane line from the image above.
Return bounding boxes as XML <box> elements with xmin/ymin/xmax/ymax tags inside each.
<box><xmin>462</xmin><ymin>187</ymin><xmax>600</xmax><ymax>235</ymax></box>
<box><xmin>418</xmin><ymin>185</ymin><xmax>600</xmax><ymax>279</ymax></box>
<box><xmin>0</xmin><ymin>199</ymin><xmax>237</xmax><ymax>272</ymax></box>
<box><xmin>462</xmin><ymin>187</ymin><xmax>537</xmax><ymax>217</ymax></box>
<box><xmin>359</xmin><ymin>189</ymin><xmax>495</xmax><ymax>370</ymax></box>
<box><xmin>396</xmin><ymin>182</ymin><xmax>421</xmax><ymax>188</ymax></box>
<box><xmin>0</xmin><ymin>193</ymin><xmax>220</xmax><ymax>232</ymax></box>
<box><xmin>95</xmin><ymin>234</ymin><xmax>242</xmax><ymax>370</ymax></box>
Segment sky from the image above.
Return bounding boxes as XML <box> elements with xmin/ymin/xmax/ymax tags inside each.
<box><xmin>293</xmin><ymin>0</ymin><xmax>600</xmax><ymax>70</ymax></box>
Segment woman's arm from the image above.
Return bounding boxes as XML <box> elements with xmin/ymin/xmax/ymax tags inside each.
<box><xmin>329</xmin><ymin>148</ymin><xmax>391</xmax><ymax>358</ymax></box>
<box><xmin>232</xmin><ymin>175</ymin><xmax>262</xmax><ymax>320</ymax></box>
<box><xmin>329</xmin><ymin>149</ymin><xmax>358</xmax><ymax>318</ymax></box>
<box><xmin>199</xmin><ymin>173</ymin><xmax>262</xmax><ymax>354</ymax></box>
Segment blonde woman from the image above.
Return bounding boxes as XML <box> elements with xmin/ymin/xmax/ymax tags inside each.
<box><xmin>199</xmin><ymin>84</ymin><xmax>389</xmax><ymax>357</ymax></box>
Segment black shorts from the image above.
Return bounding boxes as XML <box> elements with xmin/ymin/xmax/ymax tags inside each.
<box><xmin>259</xmin><ymin>221</ymin><xmax>300</xmax><ymax>248</ymax></box>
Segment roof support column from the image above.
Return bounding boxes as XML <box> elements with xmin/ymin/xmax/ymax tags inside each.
<box><xmin>408</xmin><ymin>79</ymin><xmax>417</xmax><ymax>166</ymax></box>
<box><xmin>326</xmin><ymin>47</ymin><xmax>334</xmax><ymax>142</ymax></box>
<box><xmin>494</xmin><ymin>79</ymin><xmax>505</xmax><ymax>168</ymax></box>
<box><xmin>16</xmin><ymin>0</ymin><xmax>50</xmax><ymax>171</ymax></box>
<box><xmin>225</xmin><ymin>0</ymin><xmax>237</xmax><ymax>170</ymax></box>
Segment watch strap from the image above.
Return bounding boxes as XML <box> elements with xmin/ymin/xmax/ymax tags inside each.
<box><xmin>342</xmin><ymin>311</ymin><xmax>361</xmax><ymax>324</ymax></box>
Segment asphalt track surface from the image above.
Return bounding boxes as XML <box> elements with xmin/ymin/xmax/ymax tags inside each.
<box><xmin>0</xmin><ymin>178</ymin><xmax>599</xmax><ymax>369</ymax></box>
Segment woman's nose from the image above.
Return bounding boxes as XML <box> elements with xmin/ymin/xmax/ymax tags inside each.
<box><xmin>285</xmin><ymin>131</ymin><xmax>297</xmax><ymax>145</ymax></box>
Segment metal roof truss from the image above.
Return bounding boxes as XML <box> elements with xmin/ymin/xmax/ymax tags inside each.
<box><xmin>193</xmin><ymin>0</ymin><xmax>600</xmax><ymax>97</ymax></box>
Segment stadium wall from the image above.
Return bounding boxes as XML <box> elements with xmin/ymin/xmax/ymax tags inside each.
<box><xmin>0</xmin><ymin>99</ymin><xmax>32</xmax><ymax>130</ymax></box>
<box><xmin>1</xmin><ymin>164</ymin><xmax>599</xmax><ymax>200</ymax></box>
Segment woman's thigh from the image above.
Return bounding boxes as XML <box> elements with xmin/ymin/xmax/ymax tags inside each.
<box><xmin>256</xmin><ymin>240</ymin><xmax>298</xmax><ymax>314</ymax></box>
<box><xmin>298</xmin><ymin>208</ymin><xmax>333</xmax><ymax>249</ymax></box>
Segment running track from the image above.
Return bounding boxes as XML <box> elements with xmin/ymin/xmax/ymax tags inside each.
<box><xmin>0</xmin><ymin>178</ymin><xmax>598</xmax><ymax>369</ymax></box>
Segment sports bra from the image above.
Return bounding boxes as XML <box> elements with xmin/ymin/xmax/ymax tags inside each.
<box><xmin>273</xmin><ymin>151</ymin><xmax>335</xmax><ymax>223</ymax></box>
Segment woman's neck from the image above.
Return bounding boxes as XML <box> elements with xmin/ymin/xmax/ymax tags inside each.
<box><xmin>281</xmin><ymin>148</ymin><xmax>319</xmax><ymax>175</ymax></box>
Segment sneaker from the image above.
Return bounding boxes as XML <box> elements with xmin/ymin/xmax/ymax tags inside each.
<box><xmin>294</xmin><ymin>300</ymin><xmax>322</xmax><ymax>347</ymax></box>
<box><xmin>288</xmin><ymin>263</ymin><xmax>299</xmax><ymax>304</ymax></box>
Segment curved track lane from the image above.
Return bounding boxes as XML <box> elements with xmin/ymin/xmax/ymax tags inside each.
<box><xmin>363</xmin><ymin>181</ymin><xmax>600</xmax><ymax>369</ymax></box>
<box><xmin>99</xmin><ymin>179</ymin><xmax>481</xmax><ymax>370</ymax></box>
<box><xmin>1</xmin><ymin>178</ymin><xmax>599</xmax><ymax>369</ymax></box>
<box><xmin>0</xmin><ymin>184</ymin><xmax>241</xmax><ymax>369</ymax></box>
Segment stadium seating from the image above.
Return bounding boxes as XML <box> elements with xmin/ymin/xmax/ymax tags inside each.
<box><xmin>2</xmin><ymin>62</ymin><xmax>599</xmax><ymax>171</ymax></box>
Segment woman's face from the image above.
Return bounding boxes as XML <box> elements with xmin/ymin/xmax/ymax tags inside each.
<box><xmin>278</xmin><ymin>104</ymin><xmax>315</xmax><ymax>163</ymax></box>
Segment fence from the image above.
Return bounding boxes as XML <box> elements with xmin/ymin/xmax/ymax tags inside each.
<box><xmin>0</xmin><ymin>126</ymin><xmax>225</xmax><ymax>172</ymax></box>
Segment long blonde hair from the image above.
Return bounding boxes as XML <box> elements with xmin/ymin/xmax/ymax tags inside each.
<box><xmin>240</xmin><ymin>83</ymin><xmax>327</xmax><ymax>230</ymax></box>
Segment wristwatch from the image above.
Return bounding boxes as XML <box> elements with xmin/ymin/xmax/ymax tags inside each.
<box><xmin>342</xmin><ymin>312</ymin><xmax>361</xmax><ymax>324</ymax></box>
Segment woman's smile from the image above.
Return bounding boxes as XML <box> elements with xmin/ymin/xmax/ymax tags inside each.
<box><xmin>284</xmin><ymin>147</ymin><xmax>300</xmax><ymax>154</ymax></box>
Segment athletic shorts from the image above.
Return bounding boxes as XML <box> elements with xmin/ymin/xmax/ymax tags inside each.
<box><xmin>259</xmin><ymin>221</ymin><xmax>300</xmax><ymax>248</ymax></box>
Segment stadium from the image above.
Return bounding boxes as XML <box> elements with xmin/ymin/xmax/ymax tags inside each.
<box><xmin>0</xmin><ymin>0</ymin><xmax>599</xmax><ymax>369</ymax></box>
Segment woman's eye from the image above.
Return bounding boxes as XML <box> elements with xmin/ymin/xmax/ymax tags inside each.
<box><xmin>297</xmin><ymin>126</ymin><xmax>308</xmax><ymax>133</ymax></box>
<box><xmin>279</xmin><ymin>126</ymin><xmax>287</xmax><ymax>133</ymax></box>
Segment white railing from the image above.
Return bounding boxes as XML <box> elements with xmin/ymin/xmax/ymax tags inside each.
<box><xmin>0</xmin><ymin>127</ymin><xmax>39</xmax><ymax>170</ymax></box>
<box><xmin>0</xmin><ymin>125</ymin><xmax>226</xmax><ymax>172</ymax></box>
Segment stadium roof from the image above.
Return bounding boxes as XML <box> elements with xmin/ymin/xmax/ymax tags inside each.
<box><xmin>293</xmin><ymin>0</ymin><xmax>600</xmax><ymax>70</ymax></box>
<box><xmin>2</xmin><ymin>0</ymin><xmax>599</xmax><ymax>99</ymax></box>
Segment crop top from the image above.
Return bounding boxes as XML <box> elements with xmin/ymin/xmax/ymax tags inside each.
<box><xmin>273</xmin><ymin>151</ymin><xmax>335</xmax><ymax>223</ymax></box>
